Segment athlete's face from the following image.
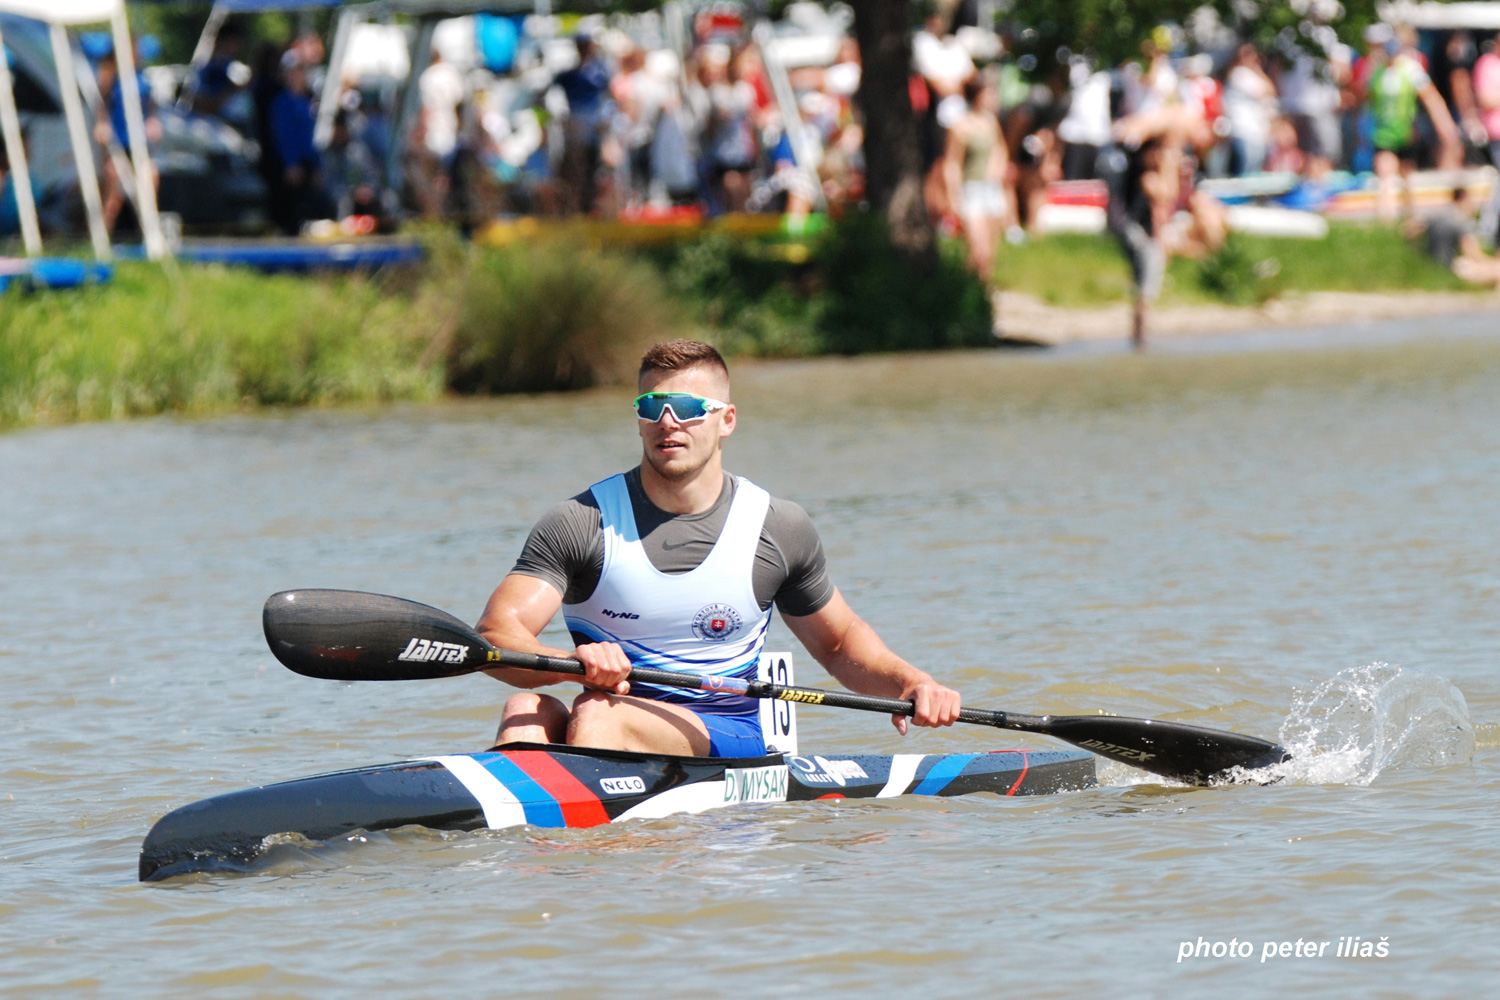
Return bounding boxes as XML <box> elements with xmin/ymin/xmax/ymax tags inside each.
<box><xmin>636</xmin><ymin>365</ymin><xmax>736</xmax><ymax>482</ymax></box>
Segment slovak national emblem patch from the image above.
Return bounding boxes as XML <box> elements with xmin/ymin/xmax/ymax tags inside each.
<box><xmin>692</xmin><ymin>603</ymin><xmax>743</xmax><ymax>642</ymax></box>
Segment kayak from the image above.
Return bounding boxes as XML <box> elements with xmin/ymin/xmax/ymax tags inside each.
<box><xmin>138</xmin><ymin>742</ymin><xmax>1096</xmax><ymax>881</ymax></box>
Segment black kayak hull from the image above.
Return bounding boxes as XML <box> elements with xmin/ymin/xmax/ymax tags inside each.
<box><xmin>139</xmin><ymin>743</ymin><xmax>1096</xmax><ymax>881</ymax></box>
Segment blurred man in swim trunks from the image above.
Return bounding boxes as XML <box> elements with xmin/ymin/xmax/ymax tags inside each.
<box><xmin>477</xmin><ymin>339</ymin><xmax>962</xmax><ymax>757</ymax></box>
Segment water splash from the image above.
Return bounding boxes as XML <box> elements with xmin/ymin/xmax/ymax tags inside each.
<box><xmin>1093</xmin><ymin>760</ymin><xmax>1191</xmax><ymax>788</ymax></box>
<box><xmin>1256</xmin><ymin>663</ymin><xmax>1475</xmax><ymax>786</ymax></box>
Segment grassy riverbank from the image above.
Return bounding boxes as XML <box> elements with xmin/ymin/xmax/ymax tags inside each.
<box><xmin>997</xmin><ymin>223</ymin><xmax>1472</xmax><ymax>309</ymax></box>
<box><xmin>1</xmin><ymin>217</ymin><xmax>993</xmax><ymax>430</ymax></box>
<box><xmin>1</xmin><ymin>220</ymin><xmax>1489</xmax><ymax>431</ymax></box>
<box><xmin>1</xmin><ymin>263</ymin><xmax>446</xmax><ymax>429</ymax></box>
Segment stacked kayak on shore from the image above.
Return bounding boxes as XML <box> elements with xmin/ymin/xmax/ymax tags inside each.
<box><xmin>138</xmin><ymin>743</ymin><xmax>1096</xmax><ymax>881</ymax></box>
<box><xmin>0</xmin><ymin>257</ymin><xmax>112</xmax><ymax>292</ymax></box>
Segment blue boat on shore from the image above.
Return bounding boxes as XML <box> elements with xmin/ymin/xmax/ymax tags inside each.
<box><xmin>115</xmin><ymin>238</ymin><xmax>424</xmax><ymax>273</ymax></box>
<box><xmin>0</xmin><ymin>257</ymin><xmax>113</xmax><ymax>293</ymax></box>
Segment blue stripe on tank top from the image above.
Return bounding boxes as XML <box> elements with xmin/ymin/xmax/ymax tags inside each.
<box><xmin>614</xmin><ymin>620</ymin><xmax>770</xmax><ymax>668</ymax></box>
<box><xmin>911</xmin><ymin>754</ymin><xmax>983</xmax><ymax>796</ymax></box>
<box><xmin>624</xmin><ymin>652</ymin><xmax>762</xmax><ymax>715</ymax></box>
<box><xmin>566</xmin><ymin>617</ymin><xmax>770</xmax><ymax>674</ymax></box>
<box><xmin>564</xmin><ymin>620</ymin><xmax>762</xmax><ymax>716</ymax></box>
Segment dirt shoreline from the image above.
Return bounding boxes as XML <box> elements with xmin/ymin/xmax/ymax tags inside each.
<box><xmin>994</xmin><ymin>288</ymin><xmax>1500</xmax><ymax>346</ymax></box>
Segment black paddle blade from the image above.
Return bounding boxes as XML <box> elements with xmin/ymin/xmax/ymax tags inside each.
<box><xmin>263</xmin><ymin>590</ymin><xmax>491</xmax><ymax>681</ymax></box>
<box><xmin>1037</xmin><ymin>715</ymin><xmax>1290</xmax><ymax>785</ymax></box>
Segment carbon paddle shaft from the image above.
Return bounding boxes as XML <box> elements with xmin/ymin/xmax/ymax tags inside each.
<box><xmin>662</xmin><ymin>676</ymin><xmax>1289</xmax><ymax>783</ymax></box>
<box><xmin>479</xmin><ymin>650</ymin><xmax>997</xmax><ymax>725</ymax></box>
<box><xmin>264</xmin><ymin>589</ymin><xmax>1289</xmax><ymax>784</ymax></box>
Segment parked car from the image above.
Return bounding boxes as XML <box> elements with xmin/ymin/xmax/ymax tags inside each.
<box><xmin>1</xmin><ymin>13</ymin><xmax>266</xmax><ymax>237</ymax></box>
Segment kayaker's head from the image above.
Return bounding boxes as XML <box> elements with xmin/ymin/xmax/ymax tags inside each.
<box><xmin>635</xmin><ymin>340</ymin><xmax>736</xmax><ymax>484</ymax></box>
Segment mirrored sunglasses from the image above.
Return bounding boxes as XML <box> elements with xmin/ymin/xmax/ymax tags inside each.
<box><xmin>632</xmin><ymin>392</ymin><xmax>728</xmax><ymax>422</ymax></box>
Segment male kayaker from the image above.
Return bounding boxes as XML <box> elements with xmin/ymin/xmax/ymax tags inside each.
<box><xmin>477</xmin><ymin>339</ymin><xmax>962</xmax><ymax>757</ymax></box>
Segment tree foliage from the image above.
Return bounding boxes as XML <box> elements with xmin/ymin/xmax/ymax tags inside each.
<box><xmin>1003</xmin><ymin>0</ymin><xmax>1384</xmax><ymax>80</ymax></box>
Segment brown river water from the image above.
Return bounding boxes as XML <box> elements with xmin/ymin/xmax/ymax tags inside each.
<box><xmin>3</xmin><ymin>317</ymin><xmax>1498</xmax><ymax>998</ymax></box>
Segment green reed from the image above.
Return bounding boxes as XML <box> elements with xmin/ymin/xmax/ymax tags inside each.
<box><xmin>445</xmin><ymin>237</ymin><xmax>680</xmax><ymax>395</ymax></box>
<box><xmin>0</xmin><ymin>263</ymin><xmax>444</xmax><ymax>430</ymax></box>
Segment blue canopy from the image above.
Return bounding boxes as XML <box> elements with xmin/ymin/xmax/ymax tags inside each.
<box><xmin>212</xmin><ymin>0</ymin><xmax>343</xmax><ymax>9</ymax></box>
<box><xmin>125</xmin><ymin>0</ymin><xmax>344</xmax><ymax>9</ymax></box>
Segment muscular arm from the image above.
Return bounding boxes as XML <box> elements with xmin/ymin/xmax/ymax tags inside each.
<box><xmin>782</xmin><ymin>588</ymin><xmax>961</xmax><ymax>733</ymax></box>
<box><xmin>476</xmin><ymin>574</ymin><xmax>633</xmax><ymax>695</ymax></box>
<box><xmin>476</xmin><ymin>574</ymin><xmax>577</xmax><ymax>688</ymax></box>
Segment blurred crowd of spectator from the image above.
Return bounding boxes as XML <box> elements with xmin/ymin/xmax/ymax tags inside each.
<box><xmin>1046</xmin><ymin>21</ymin><xmax>1500</xmax><ymax>221</ymax></box>
<box><xmin>8</xmin><ymin>4</ymin><xmax>1497</xmax><ymax>273</ymax></box>
<box><xmin>920</xmin><ymin>18</ymin><xmax>1500</xmax><ymax>284</ymax></box>
<box><xmin>191</xmin><ymin>25</ymin><xmax>379</xmax><ymax>234</ymax></box>
<box><xmin>81</xmin><ymin>8</ymin><xmax>868</xmax><ymax>237</ymax></box>
<box><xmin>418</xmin><ymin>16</ymin><xmax>868</xmax><ymax>224</ymax></box>
<box><xmin>927</xmin><ymin>17</ymin><xmax>1500</xmax><ymax>338</ymax></box>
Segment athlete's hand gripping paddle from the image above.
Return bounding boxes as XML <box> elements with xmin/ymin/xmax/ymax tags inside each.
<box><xmin>263</xmin><ymin>589</ymin><xmax>1290</xmax><ymax>785</ymax></box>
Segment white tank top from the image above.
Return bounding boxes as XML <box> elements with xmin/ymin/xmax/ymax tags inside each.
<box><xmin>563</xmin><ymin>473</ymin><xmax>772</xmax><ymax>716</ymax></box>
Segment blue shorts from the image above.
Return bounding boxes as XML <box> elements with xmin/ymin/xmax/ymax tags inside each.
<box><xmin>698</xmin><ymin>712</ymin><xmax>766</xmax><ymax>758</ymax></box>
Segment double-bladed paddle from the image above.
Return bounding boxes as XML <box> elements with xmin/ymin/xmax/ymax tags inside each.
<box><xmin>263</xmin><ymin>589</ymin><xmax>1289</xmax><ymax>785</ymax></box>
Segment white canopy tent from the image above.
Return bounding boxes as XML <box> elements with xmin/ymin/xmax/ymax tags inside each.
<box><xmin>313</xmin><ymin>0</ymin><xmax>538</xmax><ymax>183</ymax></box>
<box><xmin>307</xmin><ymin>0</ymin><xmax>822</xmax><ymax>208</ymax></box>
<box><xmin>1377</xmin><ymin>1</ymin><xmax>1500</xmax><ymax>30</ymax></box>
<box><xmin>0</xmin><ymin>0</ymin><xmax>167</xmax><ymax>259</ymax></box>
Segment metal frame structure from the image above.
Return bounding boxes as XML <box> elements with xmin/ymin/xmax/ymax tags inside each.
<box><xmin>313</xmin><ymin>0</ymin><xmax>534</xmax><ymax>187</ymax></box>
<box><xmin>0</xmin><ymin>0</ymin><xmax>167</xmax><ymax>258</ymax></box>
<box><xmin>178</xmin><ymin>0</ymin><xmax>343</xmax><ymax>109</ymax></box>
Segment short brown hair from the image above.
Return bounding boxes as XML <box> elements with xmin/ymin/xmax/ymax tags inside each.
<box><xmin>638</xmin><ymin>340</ymin><xmax>729</xmax><ymax>380</ymax></box>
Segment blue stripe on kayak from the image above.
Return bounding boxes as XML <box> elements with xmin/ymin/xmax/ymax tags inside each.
<box><xmin>476</xmin><ymin>753</ymin><xmax>566</xmax><ymax>828</ymax></box>
<box><xmin>912</xmin><ymin>754</ymin><xmax>983</xmax><ymax>796</ymax></box>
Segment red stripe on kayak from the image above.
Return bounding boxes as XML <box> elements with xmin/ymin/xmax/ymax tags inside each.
<box><xmin>816</xmin><ymin>793</ymin><xmax>846</xmax><ymax>801</ymax></box>
<box><xmin>503</xmin><ymin>750</ymin><xmax>611</xmax><ymax>828</ymax></box>
<box><xmin>1005</xmin><ymin>752</ymin><xmax>1031</xmax><ymax>796</ymax></box>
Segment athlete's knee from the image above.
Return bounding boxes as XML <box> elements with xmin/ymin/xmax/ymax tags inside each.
<box><xmin>569</xmin><ymin>691</ymin><xmax>619</xmax><ymax>723</ymax></box>
<box><xmin>504</xmin><ymin>691</ymin><xmax>568</xmax><ymax>719</ymax></box>
<box><xmin>496</xmin><ymin>692</ymin><xmax>569</xmax><ymax>744</ymax></box>
<box><xmin>567</xmin><ymin>691</ymin><xmax>623</xmax><ymax>745</ymax></box>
